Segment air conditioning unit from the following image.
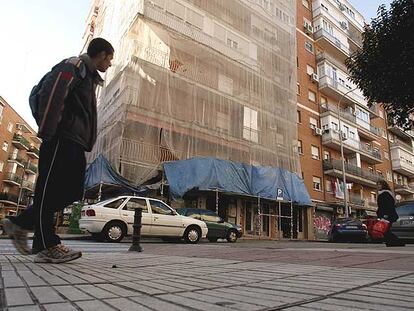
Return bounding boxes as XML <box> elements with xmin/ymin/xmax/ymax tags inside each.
<box><xmin>304</xmin><ymin>21</ymin><xmax>313</xmax><ymax>35</ymax></box>
<box><xmin>311</xmin><ymin>73</ymin><xmax>319</xmax><ymax>83</ymax></box>
<box><xmin>313</xmin><ymin>128</ymin><xmax>323</xmax><ymax>136</ymax></box>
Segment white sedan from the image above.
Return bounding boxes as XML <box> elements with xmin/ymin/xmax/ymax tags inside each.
<box><xmin>79</xmin><ymin>196</ymin><xmax>208</xmax><ymax>243</ymax></box>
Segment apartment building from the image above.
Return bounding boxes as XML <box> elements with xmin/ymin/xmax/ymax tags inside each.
<box><xmin>0</xmin><ymin>96</ymin><xmax>40</xmax><ymax>220</ymax></box>
<box><xmin>297</xmin><ymin>0</ymin><xmax>394</xmax><ymax>239</ymax></box>
<box><xmin>86</xmin><ymin>0</ymin><xmax>316</xmax><ymax>240</ymax></box>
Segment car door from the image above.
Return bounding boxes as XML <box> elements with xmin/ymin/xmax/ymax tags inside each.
<box><xmin>392</xmin><ymin>203</ymin><xmax>414</xmax><ymax>239</ymax></box>
<box><xmin>201</xmin><ymin>210</ymin><xmax>226</xmax><ymax>238</ymax></box>
<box><xmin>120</xmin><ymin>197</ymin><xmax>151</xmax><ymax>235</ymax></box>
<box><xmin>149</xmin><ymin>199</ymin><xmax>183</xmax><ymax>236</ymax></box>
<box><xmin>99</xmin><ymin>197</ymin><xmax>128</xmax><ymax>221</ymax></box>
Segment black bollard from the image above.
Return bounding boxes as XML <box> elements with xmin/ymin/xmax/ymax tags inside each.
<box><xmin>128</xmin><ymin>207</ymin><xmax>143</xmax><ymax>252</ymax></box>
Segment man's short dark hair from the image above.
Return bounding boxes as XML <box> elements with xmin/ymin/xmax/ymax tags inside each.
<box><xmin>87</xmin><ymin>38</ymin><xmax>114</xmax><ymax>58</ymax></box>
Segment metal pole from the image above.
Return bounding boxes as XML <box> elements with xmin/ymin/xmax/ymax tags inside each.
<box><xmin>290</xmin><ymin>202</ymin><xmax>293</xmax><ymax>240</ymax></box>
<box><xmin>215</xmin><ymin>188</ymin><xmax>219</xmax><ymax>214</ymax></box>
<box><xmin>128</xmin><ymin>207</ymin><xmax>143</xmax><ymax>252</ymax></box>
<box><xmin>258</xmin><ymin>196</ymin><xmax>261</xmax><ymax>237</ymax></box>
<box><xmin>337</xmin><ymin>87</ymin><xmax>358</xmax><ymax>218</ymax></box>
<box><xmin>97</xmin><ymin>182</ymin><xmax>103</xmax><ymax>202</ymax></box>
<box><xmin>278</xmin><ymin>201</ymin><xmax>281</xmax><ymax>239</ymax></box>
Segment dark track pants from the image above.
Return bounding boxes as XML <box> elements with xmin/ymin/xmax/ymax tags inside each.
<box><xmin>11</xmin><ymin>138</ymin><xmax>85</xmax><ymax>251</ymax></box>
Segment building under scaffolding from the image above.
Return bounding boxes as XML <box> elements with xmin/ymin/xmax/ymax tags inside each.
<box><xmin>86</xmin><ymin>0</ymin><xmax>313</xmax><ymax>240</ymax></box>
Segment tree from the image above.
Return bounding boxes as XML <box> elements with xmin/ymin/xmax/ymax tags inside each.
<box><xmin>346</xmin><ymin>0</ymin><xmax>414</xmax><ymax>129</ymax></box>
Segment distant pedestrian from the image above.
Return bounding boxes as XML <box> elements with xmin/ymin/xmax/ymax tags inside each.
<box><xmin>376</xmin><ymin>180</ymin><xmax>405</xmax><ymax>247</ymax></box>
<box><xmin>2</xmin><ymin>38</ymin><xmax>114</xmax><ymax>263</ymax></box>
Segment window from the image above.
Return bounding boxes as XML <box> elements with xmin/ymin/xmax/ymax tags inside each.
<box><xmin>368</xmin><ymin>166</ymin><xmax>373</xmax><ymax>173</ymax></box>
<box><xmin>370</xmin><ymin>192</ymin><xmax>376</xmax><ymax>203</ymax></box>
<box><xmin>320</xmin><ymin>97</ymin><xmax>327</xmax><ymax>105</ymax></box>
<box><xmin>313</xmin><ymin>176</ymin><xmax>322</xmax><ymax>191</ymax></box>
<box><xmin>186</xmin><ymin>209</ymin><xmax>201</xmax><ymax>220</ymax></box>
<box><xmin>323</xmin><ymin>151</ymin><xmax>331</xmax><ymax>160</ymax></box>
<box><xmin>243</xmin><ymin>106</ymin><xmax>258</xmax><ymax>142</ymax></box>
<box><xmin>302</xmin><ymin>0</ymin><xmax>310</xmax><ymax>9</ymax></box>
<box><xmin>308</xmin><ymin>90</ymin><xmax>316</xmax><ymax>102</ymax></box>
<box><xmin>309</xmin><ymin>117</ymin><xmax>318</xmax><ymax>129</ymax></box>
<box><xmin>325</xmin><ymin>180</ymin><xmax>332</xmax><ymax>192</ymax></box>
<box><xmin>377</xmin><ymin>170</ymin><xmax>383</xmax><ymax>177</ymax></box>
<box><xmin>104</xmin><ymin>198</ymin><xmax>127</xmax><ymax>209</ymax></box>
<box><xmin>297</xmin><ymin>83</ymin><xmax>301</xmax><ymax>95</ymax></box>
<box><xmin>0</xmin><ymin>161</ymin><xmax>3</xmax><ymax>172</ymax></box>
<box><xmin>297</xmin><ymin>110</ymin><xmax>301</xmax><ymax>123</ymax></box>
<box><xmin>384</xmin><ymin>151</ymin><xmax>389</xmax><ymax>160</ymax></box>
<box><xmin>387</xmin><ymin>171</ymin><xmax>392</xmax><ymax>182</ymax></box>
<box><xmin>311</xmin><ymin>145</ymin><xmax>320</xmax><ymax>160</ymax></box>
<box><xmin>7</xmin><ymin>122</ymin><xmax>13</xmax><ymax>132</ymax></box>
<box><xmin>305</xmin><ymin>41</ymin><xmax>314</xmax><ymax>53</ymax></box>
<box><xmin>395</xmin><ymin>204</ymin><xmax>414</xmax><ymax>216</ymax></box>
<box><xmin>379</xmin><ymin>109</ymin><xmax>384</xmax><ymax>119</ymax></box>
<box><xmin>2</xmin><ymin>142</ymin><xmax>8</xmax><ymax>152</ymax></box>
<box><xmin>216</xmin><ymin>111</ymin><xmax>230</xmax><ymax>132</ymax></box>
<box><xmin>306</xmin><ymin>65</ymin><xmax>314</xmax><ymax>75</ymax></box>
<box><xmin>349</xmin><ymin>131</ymin><xmax>355</xmax><ymax>139</ymax></box>
<box><xmin>123</xmin><ymin>198</ymin><xmax>148</xmax><ymax>213</ymax></box>
<box><xmin>227</xmin><ymin>38</ymin><xmax>238</xmax><ymax>49</ymax></box>
<box><xmin>201</xmin><ymin>210</ymin><xmax>221</xmax><ymax>223</ymax></box>
<box><xmin>0</xmin><ymin>104</ymin><xmax>4</xmax><ymax>123</ymax></box>
<box><xmin>331</xmin><ymin>122</ymin><xmax>338</xmax><ymax>131</ymax></box>
<box><xmin>382</xmin><ymin>129</ymin><xmax>387</xmax><ymax>139</ymax></box>
<box><xmin>150</xmin><ymin>200</ymin><xmax>174</xmax><ymax>215</ymax></box>
<box><xmin>298</xmin><ymin>140</ymin><xmax>303</xmax><ymax>154</ymax></box>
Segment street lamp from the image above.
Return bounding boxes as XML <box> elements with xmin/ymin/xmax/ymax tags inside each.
<box><xmin>337</xmin><ymin>86</ymin><xmax>358</xmax><ymax>218</ymax></box>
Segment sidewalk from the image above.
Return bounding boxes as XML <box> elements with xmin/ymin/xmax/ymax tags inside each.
<box><xmin>1</xmin><ymin>240</ymin><xmax>414</xmax><ymax>310</ymax></box>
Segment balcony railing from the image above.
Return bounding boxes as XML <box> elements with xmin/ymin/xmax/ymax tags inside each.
<box><xmin>27</xmin><ymin>146</ymin><xmax>40</xmax><ymax>158</ymax></box>
<box><xmin>12</xmin><ymin>134</ymin><xmax>31</xmax><ymax>150</ymax></box>
<box><xmin>21</xmin><ymin>180</ymin><xmax>35</xmax><ymax>190</ymax></box>
<box><xmin>313</xmin><ymin>28</ymin><xmax>350</xmax><ymax>56</ymax></box>
<box><xmin>3</xmin><ymin>173</ymin><xmax>23</xmax><ymax>185</ymax></box>
<box><xmin>318</xmin><ymin>75</ymin><xmax>368</xmax><ymax>107</ymax></box>
<box><xmin>0</xmin><ymin>192</ymin><xmax>18</xmax><ymax>204</ymax></box>
<box><xmin>348</xmin><ymin>193</ymin><xmax>365</xmax><ymax>206</ymax></box>
<box><xmin>24</xmin><ymin>162</ymin><xmax>38</xmax><ymax>174</ymax></box>
<box><xmin>323</xmin><ymin>159</ymin><xmax>381</xmax><ymax>183</ymax></box>
<box><xmin>321</xmin><ymin>104</ymin><xmax>381</xmax><ymax>137</ymax></box>
<box><xmin>390</xmin><ymin>140</ymin><xmax>414</xmax><ymax>154</ymax></box>
<box><xmin>395</xmin><ymin>184</ymin><xmax>414</xmax><ymax>192</ymax></box>
<box><xmin>8</xmin><ymin>154</ymin><xmax>25</xmax><ymax>164</ymax></box>
<box><xmin>322</xmin><ymin>130</ymin><xmax>382</xmax><ymax>161</ymax></box>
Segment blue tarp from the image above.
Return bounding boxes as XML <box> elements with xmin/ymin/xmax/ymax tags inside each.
<box><xmin>163</xmin><ymin>157</ymin><xmax>312</xmax><ymax>206</ymax></box>
<box><xmin>84</xmin><ymin>154</ymin><xmax>148</xmax><ymax>195</ymax></box>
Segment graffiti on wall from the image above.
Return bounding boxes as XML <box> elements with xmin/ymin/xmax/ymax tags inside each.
<box><xmin>313</xmin><ymin>215</ymin><xmax>332</xmax><ymax>239</ymax></box>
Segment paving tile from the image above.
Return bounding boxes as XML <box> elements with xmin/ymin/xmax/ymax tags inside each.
<box><xmin>30</xmin><ymin>286</ymin><xmax>65</xmax><ymax>304</ymax></box>
<box><xmin>103</xmin><ymin>297</ymin><xmax>152</xmax><ymax>310</ymax></box>
<box><xmin>129</xmin><ymin>295</ymin><xmax>189</xmax><ymax>311</ymax></box>
<box><xmin>75</xmin><ymin>300</ymin><xmax>117</xmax><ymax>311</ymax></box>
<box><xmin>75</xmin><ymin>285</ymin><xmax>118</xmax><ymax>299</ymax></box>
<box><xmin>43</xmin><ymin>302</ymin><xmax>78</xmax><ymax>311</ymax></box>
<box><xmin>54</xmin><ymin>285</ymin><xmax>93</xmax><ymax>301</ymax></box>
<box><xmin>5</xmin><ymin>287</ymin><xmax>34</xmax><ymax>307</ymax></box>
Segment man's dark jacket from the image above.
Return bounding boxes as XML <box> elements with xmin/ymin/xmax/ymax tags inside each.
<box><xmin>36</xmin><ymin>54</ymin><xmax>102</xmax><ymax>151</ymax></box>
<box><xmin>376</xmin><ymin>190</ymin><xmax>399</xmax><ymax>223</ymax></box>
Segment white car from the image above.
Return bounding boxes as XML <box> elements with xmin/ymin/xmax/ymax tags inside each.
<box><xmin>79</xmin><ymin>196</ymin><xmax>208</xmax><ymax>243</ymax></box>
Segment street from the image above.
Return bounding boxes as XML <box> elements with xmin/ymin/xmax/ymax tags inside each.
<box><xmin>1</xmin><ymin>239</ymin><xmax>413</xmax><ymax>310</ymax></box>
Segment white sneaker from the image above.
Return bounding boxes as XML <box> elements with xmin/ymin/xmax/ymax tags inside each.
<box><xmin>34</xmin><ymin>244</ymin><xmax>82</xmax><ymax>264</ymax></box>
<box><xmin>1</xmin><ymin>218</ymin><xmax>30</xmax><ymax>255</ymax></box>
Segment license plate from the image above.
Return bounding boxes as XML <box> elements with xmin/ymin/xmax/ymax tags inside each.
<box><xmin>345</xmin><ymin>225</ymin><xmax>358</xmax><ymax>229</ymax></box>
<box><xmin>400</xmin><ymin>220</ymin><xmax>414</xmax><ymax>225</ymax></box>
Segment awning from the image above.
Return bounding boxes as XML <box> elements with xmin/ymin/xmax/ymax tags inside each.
<box><xmin>163</xmin><ymin>157</ymin><xmax>312</xmax><ymax>205</ymax></box>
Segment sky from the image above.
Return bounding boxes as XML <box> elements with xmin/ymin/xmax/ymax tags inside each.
<box><xmin>0</xmin><ymin>0</ymin><xmax>394</xmax><ymax>130</ymax></box>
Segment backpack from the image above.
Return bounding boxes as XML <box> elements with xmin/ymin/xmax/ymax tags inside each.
<box><xmin>29</xmin><ymin>57</ymin><xmax>86</xmax><ymax>127</ymax></box>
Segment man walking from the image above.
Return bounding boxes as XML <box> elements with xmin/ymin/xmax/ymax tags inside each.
<box><xmin>2</xmin><ymin>38</ymin><xmax>114</xmax><ymax>263</ymax></box>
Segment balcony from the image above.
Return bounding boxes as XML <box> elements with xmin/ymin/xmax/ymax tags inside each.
<box><xmin>0</xmin><ymin>192</ymin><xmax>18</xmax><ymax>205</ymax></box>
<box><xmin>27</xmin><ymin>146</ymin><xmax>40</xmax><ymax>159</ymax></box>
<box><xmin>313</xmin><ymin>28</ymin><xmax>350</xmax><ymax>62</ymax></box>
<box><xmin>322</xmin><ymin>130</ymin><xmax>382</xmax><ymax>164</ymax></box>
<box><xmin>348</xmin><ymin>193</ymin><xmax>365</xmax><ymax>207</ymax></box>
<box><xmin>7</xmin><ymin>154</ymin><xmax>25</xmax><ymax>167</ymax></box>
<box><xmin>391</xmin><ymin>156</ymin><xmax>414</xmax><ymax>177</ymax></box>
<box><xmin>394</xmin><ymin>184</ymin><xmax>414</xmax><ymax>195</ymax></box>
<box><xmin>3</xmin><ymin>173</ymin><xmax>22</xmax><ymax>186</ymax></box>
<box><xmin>320</xmin><ymin>104</ymin><xmax>381</xmax><ymax>140</ymax></box>
<box><xmin>390</xmin><ymin>139</ymin><xmax>413</xmax><ymax>154</ymax></box>
<box><xmin>318</xmin><ymin>75</ymin><xmax>368</xmax><ymax>108</ymax></box>
<box><xmin>12</xmin><ymin>134</ymin><xmax>31</xmax><ymax>150</ymax></box>
<box><xmin>24</xmin><ymin>162</ymin><xmax>38</xmax><ymax>175</ymax></box>
<box><xmin>323</xmin><ymin>159</ymin><xmax>381</xmax><ymax>187</ymax></box>
<box><xmin>388</xmin><ymin>125</ymin><xmax>413</xmax><ymax>141</ymax></box>
<box><xmin>21</xmin><ymin>180</ymin><xmax>35</xmax><ymax>191</ymax></box>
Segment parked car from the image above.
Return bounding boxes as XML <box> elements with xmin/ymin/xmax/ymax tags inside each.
<box><xmin>79</xmin><ymin>196</ymin><xmax>208</xmax><ymax>243</ymax></box>
<box><xmin>328</xmin><ymin>218</ymin><xmax>368</xmax><ymax>242</ymax></box>
<box><xmin>391</xmin><ymin>201</ymin><xmax>414</xmax><ymax>241</ymax></box>
<box><xmin>177</xmin><ymin>208</ymin><xmax>242</xmax><ymax>243</ymax></box>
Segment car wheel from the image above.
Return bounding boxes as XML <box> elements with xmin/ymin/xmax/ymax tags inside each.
<box><xmin>103</xmin><ymin>221</ymin><xmax>126</xmax><ymax>243</ymax></box>
<box><xmin>208</xmin><ymin>237</ymin><xmax>218</xmax><ymax>242</ymax></box>
<box><xmin>227</xmin><ymin>230</ymin><xmax>238</xmax><ymax>243</ymax></box>
<box><xmin>184</xmin><ymin>226</ymin><xmax>201</xmax><ymax>244</ymax></box>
